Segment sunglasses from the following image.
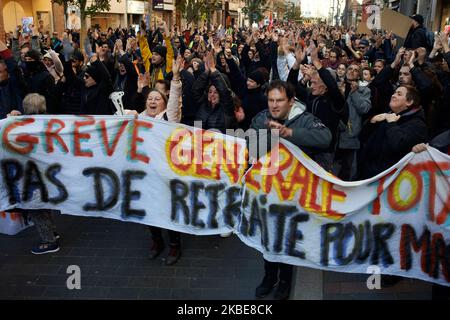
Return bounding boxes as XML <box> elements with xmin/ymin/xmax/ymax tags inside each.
<box><xmin>84</xmin><ymin>74</ymin><xmax>91</xmax><ymax>79</ymax></box>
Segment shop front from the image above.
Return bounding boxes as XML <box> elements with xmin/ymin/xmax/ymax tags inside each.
<box><xmin>2</xmin><ymin>0</ymin><xmax>52</xmax><ymax>33</ymax></box>
<box><xmin>90</xmin><ymin>0</ymin><xmax>126</xmax><ymax>30</ymax></box>
<box><xmin>434</xmin><ymin>0</ymin><xmax>450</xmax><ymax>32</ymax></box>
<box><xmin>153</xmin><ymin>0</ymin><xmax>175</xmax><ymax>28</ymax></box>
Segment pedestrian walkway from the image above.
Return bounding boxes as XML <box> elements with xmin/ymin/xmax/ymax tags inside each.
<box><xmin>0</xmin><ymin>214</ymin><xmax>264</xmax><ymax>299</ymax></box>
<box><xmin>0</xmin><ymin>213</ymin><xmax>435</xmax><ymax>300</ymax></box>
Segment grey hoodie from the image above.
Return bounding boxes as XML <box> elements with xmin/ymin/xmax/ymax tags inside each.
<box><xmin>249</xmin><ymin>100</ymin><xmax>332</xmax><ymax>159</ymax></box>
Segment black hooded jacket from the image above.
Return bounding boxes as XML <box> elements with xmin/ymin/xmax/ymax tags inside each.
<box><xmin>288</xmin><ymin>67</ymin><xmax>348</xmax><ymax>153</ymax></box>
<box><xmin>358</xmin><ymin>108</ymin><xmax>428</xmax><ymax>179</ymax></box>
<box><xmin>225</xmin><ymin>57</ymin><xmax>268</xmax><ymax>130</ymax></box>
<box><xmin>192</xmin><ymin>70</ymin><xmax>236</xmax><ymax>133</ymax></box>
<box><xmin>81</xmin><ymin>60</ymin><xmax>114</xmax><ymax>115</ymax></box>
<box><xmin>24</xmin><ymin>61</ymin><xmax>58</xmax><ymax>114</ymax></box>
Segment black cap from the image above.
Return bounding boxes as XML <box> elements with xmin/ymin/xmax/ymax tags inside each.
<box><xmin>248</xmin><ymin>69</ymin><xmax>266</xmax><ymax>86</ymax></box>
<box><xmin>85</xmin><ymin>65</ymin><xmax>101</xmax><ymax>83</ymax></box>
<box><xmin>152</xmin><ymin>45</ymin><xmax>167</xmax><ymax>59</ymax></box>
<box><xmin>410</xmin><ymin>14</ymin><xmax>424</xmax><ymax>25</ymax></box>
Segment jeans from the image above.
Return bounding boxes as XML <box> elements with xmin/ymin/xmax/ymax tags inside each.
<box><xmin>28</xmin><ymin>209</ymin><xmax>57</xmax><ymax>243</ymax></box>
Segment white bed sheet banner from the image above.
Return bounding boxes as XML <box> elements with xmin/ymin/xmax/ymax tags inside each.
<box><xmin>0</xmin><ymin>115</ymin><xmax>449</xmax><ymax>287</ymax></box>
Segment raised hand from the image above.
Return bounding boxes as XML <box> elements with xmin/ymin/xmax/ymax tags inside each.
<box><xmin>137</xmin><ymin>73</ymin><xmax>149</xmax><ymax>91</ymax></box>
<box><xmin>439</xmin><ymin>32</ymin><xmax>449</xmax><ymax>52</ymax></box>
<box><xmin>140</xmin><ymin>20</ymin><xmax>147</xmax><ymax>34</ymax></box>
<box><xmin>433</xmin><ymin>35</ymin><xmax>443</xmax><ymax>51</ymax></box>
<box><xmin>204</xmin><ymin>50</ymin><xmax>216</xmax><ymax>72</ymax></box>
<box><xmin>295</xmin><ymin>45</ymin><xmax>306</xmax><ymax>63</ymax></box>
<box><xmin>212</xmin><ymin>39</ymin><xmax>222</xmax><ymax>54</ymax></box>
<box><xmin>172</xmin><ymin>55</ymin><xmax>184</xmax><ymax>79</ymax></box>
<box><xmin>407</xmin><ymin>49</ymin><xmax>417</xmax><ymax>67</ymax></box>
<box><xmin>391</xmin><ymin>47</ymin><xmax>405</xmax><ymax>68</ymax></box>
<box><xmin>282</xmin><ymin>38</ymin><xmax>291</xmax><ymax>55</ymax></box>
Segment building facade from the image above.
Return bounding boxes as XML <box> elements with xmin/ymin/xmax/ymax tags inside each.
<box><xmin>386</xmin><ymin>0</ymin><xmax>449</xmax><ymax>32</ymax></box>
<box><xmin>0</xmin><ymin>0</ymin><xmax>250</xmax><ymax>39</ymax></box>
<box><xmin>0</xmin><ymin>0</ymin><xmax>65</xmax><ymax>39</ymax></box>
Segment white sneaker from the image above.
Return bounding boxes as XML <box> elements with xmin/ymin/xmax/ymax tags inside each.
<box><xmin>220</xmin><ymin>232</ymin><xmax>232</xmax><ymax>238</ymax></box>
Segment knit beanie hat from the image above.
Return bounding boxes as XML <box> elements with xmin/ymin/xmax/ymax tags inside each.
<box><xmin>152</xmin><ymin>45</ymin><xmax>167</xmax><ymax>59</ymax></box>
<box><xmin>248</xmin><ymin>69</ymin><xmax>266</xmax><ymax>86</ymax></box>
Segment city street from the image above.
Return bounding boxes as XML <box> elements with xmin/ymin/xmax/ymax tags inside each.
<box><xmin>0</xmin><ymin>213</ymin><xmax>433</xmax><ymax>300</ymax></box>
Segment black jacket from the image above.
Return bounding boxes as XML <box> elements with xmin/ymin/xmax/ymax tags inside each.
<box><xmin>288</xmin><ymin>67</ymin><xmax>348</xmax><ymax>153</ymax></box>
<box><xmin>367</xmin><ymin>65</ymin><xmax>395</xmax><ymax>120</ymax></box>
<box><xmin>404</xmin><ymin>26</ymin><xmax>429</xmax><ymax>51</ymax></box>
<box><xmin>81</xmin><ymin>60</ymin><xmax>114</xmax><ymax>115</ymax></box>
<box><xmin>179</xmin><ymin>69</ymin><xmax>196</xmax><ymax>126</ymax></box>
<box><xmin>113</xmin><ymin>55</ymin><xmax>138</xmax><ymax>109</ymax></box>
<box><xmin>226</xmin><ymin>57</ymin><xmax>268</xmax><ymax>130</ymax></box>
<box><xmin>0</xmin><ymin>49</ymin><xmax>25</xmax><ymax>118</ymax></box>
<box><xmin>57</xmin><ymin>59</ymin><xmax>85</xmax><ymax>115</ymax></box>
<box><xmin>358</xmin><ymin>108</ymin><xmax>428</xmax><ymax>179</ymax></box>
<box><xmin>24</xmin><ymin>62</ymin><xmax>58</xmax><ymax>114</ymax></box>
<box><xmin>192</xmin><ymin>70</ymin><xmax>235</xmax><ymax>133</ymax></box>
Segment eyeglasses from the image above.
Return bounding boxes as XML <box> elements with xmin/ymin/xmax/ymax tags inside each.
<box><xmin>84</xmin><ymin>74</ymin><xmax>91</xmax><ymax>79</ymax></box>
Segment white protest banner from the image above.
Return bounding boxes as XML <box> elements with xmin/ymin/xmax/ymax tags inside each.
<box><xmin>0</xmin><ymin>212</ymin><xmax>32</xmax><ymax>235</ymax></box>
<box><xmin>0</xmin><ymin>115</ymin><xmax>449</xmax><ymax>286</ymax></box>
<box><xmin>238</xmin><ymin>140</ymin><xmax>450</xmax><ymax>287</ymax></box>
<box><xmin>0</xmin><ymin>115</ymin><xmax>247</xmax><ymax>235</ymax></box>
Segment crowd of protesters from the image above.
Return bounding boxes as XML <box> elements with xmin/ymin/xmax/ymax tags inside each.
<box><xmin>1</xmin><ymin>14</ymin><xmax>449</xmax><ymax>299</ymax></box>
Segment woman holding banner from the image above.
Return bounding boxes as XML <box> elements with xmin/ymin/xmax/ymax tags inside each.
<box><xmin>125</xmin><ymin>55</ymin><xmax>183</xmax><ymax>265</ymax></box>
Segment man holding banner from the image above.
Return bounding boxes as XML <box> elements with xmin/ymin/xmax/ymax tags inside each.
<box><xmin>250</xmin><ymin>80</ymin><xmax>332</xmax><ymax>300</ymax></box>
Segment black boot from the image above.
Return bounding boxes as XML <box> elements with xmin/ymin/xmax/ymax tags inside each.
<box><xmin>274</xmin><ymin>280</ymin><xmax>291</xmax><ymax>300</ymax></box>
<box><xmin>165</xmin><ymin>244</ymin><xmax>181</xmax><ymax>265</ymax></box>
<box><xmin>381</xmin><ymin>275</ymin><xmax>402</xmax><ymax>287</ymax></box>
<box><xmin>149</xmin><ymin>240</ymin><xmax>164</xmax><ymax>260</ymax></box>
<box><xmin>255</xmin><ymin>276</ymin><xmax>278</xmax><ymax>298</ymax></box>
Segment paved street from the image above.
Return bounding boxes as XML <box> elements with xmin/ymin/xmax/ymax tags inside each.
<box><xmin>0</xmin><ymin>213</ymin><xmax>435</xmax><ymax>300</ymax></box>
